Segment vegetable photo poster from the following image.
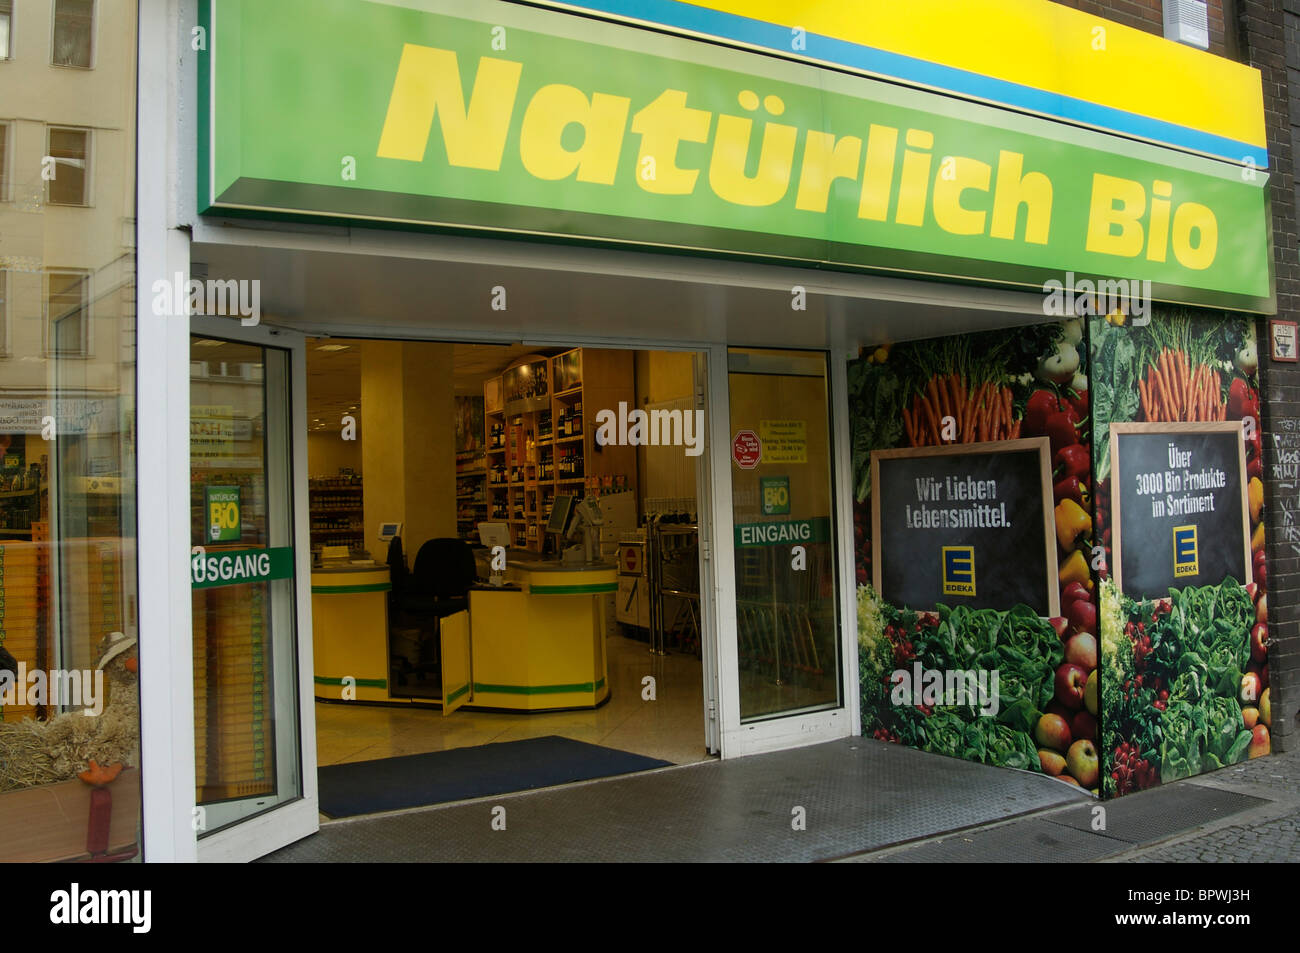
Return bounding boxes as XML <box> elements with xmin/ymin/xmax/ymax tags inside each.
<box><xmin>1090</xmin><ymin>310</ymin><xmax>1270</xmax><ymax>797</ymax></box>
<box><xmin>850</xmin><ymin>320</ymin><xmax>1104</xmax><ymax>789</ymax></box>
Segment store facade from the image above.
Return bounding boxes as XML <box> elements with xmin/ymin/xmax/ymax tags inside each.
<box><xmin>0</xmin><ymin>0</ymin><xmax>1285</xmax><ymax>862</ymax></box>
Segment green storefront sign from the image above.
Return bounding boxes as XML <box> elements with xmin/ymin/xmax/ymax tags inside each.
<box><xmin>192</xmin><ymin>547</ymin><xmax>295</xmax><ymax>589</ymax></box>
<box><xmin>735</xmin><ymin>517</ymin><xmax>831</xmax><ymax>547</ymax></box>
<box><xmin>200</xmin><ymin>0</ymin><xmax>1272</xmax><ymax>311</ymax></box>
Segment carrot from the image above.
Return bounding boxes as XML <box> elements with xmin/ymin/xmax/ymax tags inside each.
<box><xmin>956</xmin><ymin>376</ymin><xmax>966</xmax><ymax>433</ymax></box>
<box><xmin>1161</xmin><ymin>351</ymin><xmax>1177</xmax><ymax>418</ymax></box>
<box><xmin>1138</xmin><ymin>378</ymin><xmax>1149</xmax><ymax>419</ymax></box>
<box><xmin>946</xmin><ymin>374</ymin><xmax>961</xmax><ymax>438</ymax></box>
<box><xmin>1003</xmin><ymin>388</ymin><xmax>1013</xmax><ymax>440</ymax></box>
<box><xmin>922</xmin><ymin>397</ymin><xmax>939</xmax><ymax>445</ymax></box>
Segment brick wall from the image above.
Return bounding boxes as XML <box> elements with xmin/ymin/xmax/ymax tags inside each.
<box><xmin>1254</xmin><ymin>0</ymin><xmax>1300</xmax><ymax>750</ymax></box>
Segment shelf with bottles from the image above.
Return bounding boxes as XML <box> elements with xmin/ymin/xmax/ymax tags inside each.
<box><xmin>455</xmin><ymin>446</ymin><xmax>487</xmax><ymax>475</ymax></box>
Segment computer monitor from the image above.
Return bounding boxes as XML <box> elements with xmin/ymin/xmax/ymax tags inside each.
<box><xmin>378</xmin><ymin>521</ymin><xmax>403</xmax><ymax>543</ymax></box>
<box><xmin>478</xmin><ymin>521</ymin><xmax>510</xmax><ymax>548</ymax></box>
<box><xmin>546</xmin><ymin>494</ymin><xmax>576</xmax><ymax>537</ymax></box>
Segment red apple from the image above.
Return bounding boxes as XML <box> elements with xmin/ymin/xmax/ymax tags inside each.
<box><xmin>1055</xmin><ymin>663</ymin><xmax>1088</xmax><ymax>710</ymax></box>
<box><xmin>1035</xmin><ymin>713</ymin><xmax>1073</xmax><ymax>753</ymax></box>
<box><xmin>1056</xmin><ymin>774</ymin><xmax>1081</xmax><ymax>787</ymax></box>
<box><xmin>1046</xmin><ymin>699</ymin><xmax>1073</xmax><ymax>722</ymax></box>
<box><xmin>1240</xmin><ymin>671</ymin><xmax>1262</xmax><ymax>705</ymax></box>
<box><xmin>1064</xmin><ymin>633</ymin><xmax>1098</xmax><ymax>670</ymax></box>
<box><xmin>1038</xmin><ymin>749</ymin><xmax>1066</xmax><ymax>775</ymax></box>
<box><xmin>1061</xmin><ymin>581</ymin><xmax>1089</xmax><ymax>609</ymax></box>
<box><xmin>1248</xmin><ymin>662</ymin><xmax>1269</xmax><ymax>693</ymax></box>
<box><xmin>1256</xmin><ymin>595</ymin><xmax>1267</xmax><ymax>625</ymax></box>
<box><xmin>1066</xmin><ymin>739</ymin><xmax>1100</xmax><ymax>788</ymax></box>
<box><xmin>1049</xmin><ymin>617</ymin><xmax>1070</xmax><ymax>640</ymax></box>
<box><xmin>1066</xmin><ymin>599</ymin><xmax>1096</xmax><ymax>635</ymax></box>
<box><xmin>1250</xmin><ymin>624</ymin><xmax>1269</xmax><ymax>665</ymax></box>
<box><xmin>1071</xmin><ymin>710</ymin><xmax>1097</xmax><ymax>742</ymax></box>
<box><xmin>1085</xmin><ymin>669</ymin><xmax>1099</xmax><ymax>717</ymax></box>
<box><xmin>1242</xmin><ymin>707</ymin><xmax>1259</xmax><ymax>730</ymax></box>
<box><xmin>1248</xmin><ymin>725</ymin><xmax>1270</xmax><ymax>759</ymax></box>
<box><xmin>1245</xmin><ymin>582</ymin><xmax>1259</xmax><ymax>603</ymax></box>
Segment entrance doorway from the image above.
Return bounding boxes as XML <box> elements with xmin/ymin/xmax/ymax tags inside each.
<box><xmin>302</xmin><ymin>338</ymin><xmax>717</xmax><ymax>815</ymax></box>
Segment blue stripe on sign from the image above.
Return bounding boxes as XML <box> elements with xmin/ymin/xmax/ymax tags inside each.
<box><xmin>559</xmin><ymin>0</ymin><xmax>1269</xmax><ymax>169</ymax></box>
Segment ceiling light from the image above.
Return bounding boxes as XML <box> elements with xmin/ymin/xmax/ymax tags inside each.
<box><xmin>316</xmin><ymin>344</ymin><xmax>350</xmax><ymax>352</ymax></box>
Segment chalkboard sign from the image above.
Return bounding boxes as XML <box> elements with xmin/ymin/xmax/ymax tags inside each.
<box><xmin>871</xmin><ymin>438</ymin><xmax>1058</xmax><ymax>615</ymax></box>
<box><xmin>1110</xmin><ymin>423</ymin><xmax>1250</xmax><ymax>599</ymax></box>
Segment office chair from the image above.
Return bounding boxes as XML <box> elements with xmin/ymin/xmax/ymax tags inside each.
<box><xmin>410</xmin><ymin>537</ymin><xmax>478</xmax><ymax>616</ymax></box>
<box><xmin>387</xmin><ymin>538</ymin><xmax>477</xmax><ymax>690</ymax></box>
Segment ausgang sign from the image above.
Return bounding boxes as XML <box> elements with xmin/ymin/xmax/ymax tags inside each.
<box><xmin>199</xmin><ymin>0</ymin><xmax>1273</xmax><ymax>311</ymax></box>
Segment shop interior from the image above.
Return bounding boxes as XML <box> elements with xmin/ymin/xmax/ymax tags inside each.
<box><xmin>303</xmin><ymin>338</ymin><xmax>712</xmax><ymax>780</ymax></box>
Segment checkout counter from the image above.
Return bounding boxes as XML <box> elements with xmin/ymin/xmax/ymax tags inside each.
<box><xmin>311</xmin><ymin>502</ymin><xmax>617</xmax><ymax>712</ymax></box>
<box><xmin>468</xmin><ymin>552</ymin><xmax>616</xmax><ymax>710</ymax></box>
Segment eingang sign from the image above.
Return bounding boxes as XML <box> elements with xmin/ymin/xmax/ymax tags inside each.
<box><xmin>200</xmin><ymin>0</ymin><xmax>1273</xmax><ymax>311</ymax></box>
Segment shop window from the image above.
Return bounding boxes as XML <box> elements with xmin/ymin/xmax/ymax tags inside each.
<box><xmin>45</xmin><ymin>126</ymin><xmax>89</xmax><ymax>206</ymax></box>
<box><xmin>0</xmin><ymin>1</ymin><xmax>12</xmax><ymax>60</ymax></box>
<box><xmin>44</xmin><ymin>269</ymin><xmax>90</xmax><ymax>358</ymax></box>
<box><xmin>51</xmin><ymin>0</ymin><xmax>94</xmax><ymax>68</ymax></box>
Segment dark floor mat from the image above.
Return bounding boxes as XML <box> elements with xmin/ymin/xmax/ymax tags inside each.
<box><xmin>318</xmin><ymin>736</ymin><xmax>671</xmax><ymax>818</ymax></box>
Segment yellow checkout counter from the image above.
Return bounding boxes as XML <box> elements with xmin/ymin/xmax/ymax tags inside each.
<box><xmin>311</xmin><ymin>552</ymin><xmax>617</xmax><ymax>712</ymax></box>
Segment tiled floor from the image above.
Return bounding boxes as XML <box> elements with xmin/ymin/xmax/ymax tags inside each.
<box><xmin>314</xmin><ymin>634</ymin><xmax>713</xmax><ymax>768</ymax></box>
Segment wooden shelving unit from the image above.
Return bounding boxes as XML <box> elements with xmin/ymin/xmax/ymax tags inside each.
<box><xmin>307</xmin><ymin>477</ymin><xmax>363</xmax><ymax>553</ymax></box>
<box><xmin>483</xmin><ymin>348</ymin><xmax>637</xmax><ymax>552</ymax></box>
<box><xmin>455</xmin><ymin>450</ymin><xmax>488</xmax><ymax>536</ymax></box>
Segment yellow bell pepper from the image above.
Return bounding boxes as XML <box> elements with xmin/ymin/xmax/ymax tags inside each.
<box><xmin>1252</xmin><ymin>521</ymin><xmax>1266</xmax><ymax>554</ymax></box>
<box><xmin>1059</xmin><ymin>549</ymin><xmax>1091</xmax><ymax>588</ymax></box>
<box><xmin>1249</xmin><ymin>477</ymin><xmax>1264</xmax><ymax>524</ymax></box>
<box><xmin>1054</xmin><ymin>499</ymin><xmax>1093</xmax><ymax>552</ymax></box>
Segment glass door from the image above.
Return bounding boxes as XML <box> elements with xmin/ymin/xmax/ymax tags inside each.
<box><xmin>189</xmin><ymin>318</ymin><xmax>317</xmax><ymax>859</ymax></box>
<box><xmin>726</xmin><ymin>348</ymin><xmax>842</xmax><ymax>722</ymax></box>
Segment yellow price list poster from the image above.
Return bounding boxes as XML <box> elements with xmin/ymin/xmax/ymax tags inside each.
<box><xmin>760</xmin><ymin>420</ymin><xmax>807</xmax><ymax>463</ymax></box>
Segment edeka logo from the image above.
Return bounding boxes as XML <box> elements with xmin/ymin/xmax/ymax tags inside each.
<box><xmin>942</xmin><ymin>545</ymin><xmax>976</xmax><ymax>597</ymax></box>
<box><xmin>50</xmin><ymin>883</ymin><xmax>151</xmax><ymax>933</ymax></box>
<box><xmin>1173</xmin><ymin>524</ymin><xmax>1199</xmax><ymax>577</ymax></box>
<box><xmin>593</xmin><ymin>402</ymin><xmax>703</xmax><ymax>456</ymax></box>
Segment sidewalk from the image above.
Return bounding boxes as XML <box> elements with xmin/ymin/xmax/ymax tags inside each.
<box><xmin>261</xmin><ymin>738</ymin><xmax>1299</xmax><ymax>863</ymax></box>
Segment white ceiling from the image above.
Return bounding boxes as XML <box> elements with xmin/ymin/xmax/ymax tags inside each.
<box><xmin>303</xmin><ymin>339</ymin><xmax>553</xmax><ymax>429</ymax></box>
<box><xmin>191</xmin><ymin>219</ymin><xmax>1053</xmax><ymax>355</ymax></box>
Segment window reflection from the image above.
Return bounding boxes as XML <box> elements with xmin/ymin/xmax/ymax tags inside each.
<box><xmin>0</xmin><ymin>1</ymin><xmax>139</xmax><ymax>863</ymax></box>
